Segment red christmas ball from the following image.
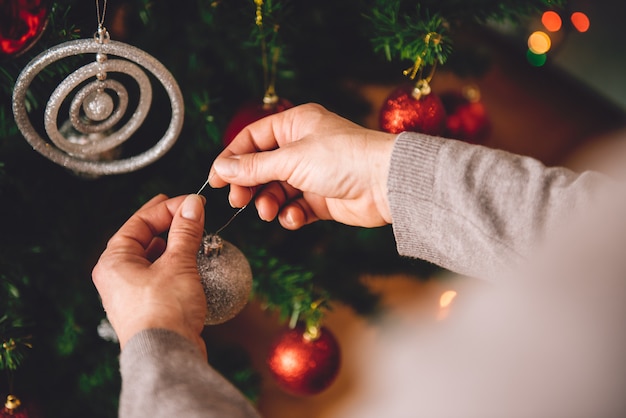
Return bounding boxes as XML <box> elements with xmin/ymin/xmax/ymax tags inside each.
<box><xmin>379</xmin><ymin>84</ymin><xmax>447</xmax><ymax>135</ymax></box>
<box><xmin>0</xmin><ymin>0</ymin><xmax>50</xmax><ymax>59</ymax></box>
<box><xmin>267</xmin><ymin>324</ymin><xmax>341</xmax><ymax>396</ymax></box>
<box><xmin>223</xmin><ymin>96</ymin><xmax>293</xmax><ymax>146</ymax></box>
<box><xmin>441</xmin><ymin>89</ymin><xmax>491</xmax><ymax>144</ymax></box>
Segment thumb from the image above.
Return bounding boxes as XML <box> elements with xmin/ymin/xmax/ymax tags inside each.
<box><xmin>213</xmin><ymin>151</ymin><xmax>293</xmax><ymax>187</ymax></box>
<box><xmin>166</xmin><ymin>194</ymin><xmax>205</xmax><ymax>256</ymax></box>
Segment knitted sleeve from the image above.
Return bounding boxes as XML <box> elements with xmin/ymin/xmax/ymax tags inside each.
<box><xmin>387</xmin><ymin>132</ymin><xmax>612</xmax><ymax>281</ymax></box>
<box><xmin>119</xmin><ymin>329</ymin><xmax>261</xmax><ymax>418</ymax></box>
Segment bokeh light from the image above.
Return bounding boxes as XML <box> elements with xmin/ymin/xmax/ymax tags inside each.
<box><xmin>541</xmin><ymin>11</ymin><xmax>562</xmax><ymax>32</ymax></box>
<box><xmin>528</xmin><ymin>31</ymin><xmax>552</xmax><ymax>54</ymax></box>
<box><xmin>526</xmin><ymin>50</ymin><xmax>547</xmax><ymax>67</ymax></box>
<box><xmin>439</xmin><ymin>290</ymin><xmax>457</xmax><ymax>308</ymax></box>
<box><xmin>571</xmin><ymin>12</ymin><xmax>590</xmax><ymax>32</ymax></box>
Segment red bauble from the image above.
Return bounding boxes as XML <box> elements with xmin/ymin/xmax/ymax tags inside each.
<box><xmin>222</xmin><ymin>96</ymin><xmax>294</xmax><ymax>146</ymax></box>
<box><xmin>379</xmin><ymin>84</ymin><xmax>447</xmax><ymax>135</ymax></box>
<box><xmin>441</xmin><ymin>90</ymin><xmax>491</xmax><ymax>144</ymax></box>
<box><xmin>0</xmin><ymin>0</ymin><xmax>50</xmax><ymax>59</ymax></box>
<box><xmin>267</xmin><ymin>324</ymin><xmax>341</xmax><ymax>396</ymax></box>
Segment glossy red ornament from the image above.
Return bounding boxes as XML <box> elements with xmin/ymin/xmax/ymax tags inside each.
<box><xmin>222</xmin><ymin>96</ymin><xmax>293</xmax><ymax>146</ymax></box>
<box><xmin>0</xmin><ymin>0</ymin><xmax>50</xmax><ymax>59</ymax></box>
<box><xmin>267</xmin><ymin>324</ymin><xmax>340</xmax><ymax>396</ymax></box>
<box><xmin>441</xmin><ymin>89</ymin><xmax>491</xmax><ymax>144</ymax></box>
<box><xmin>379</xmin><ymin>84</ymin><xmax>446</xmax><ymax>135</ymax></box>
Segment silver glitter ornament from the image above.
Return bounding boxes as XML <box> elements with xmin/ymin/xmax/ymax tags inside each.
<box><xmin>12</xmin><ymin>27</ymin><xmax>184</xmax><ymax>176</ymax></box>
<box><xmin>197</xmin><ymin>234</ymin><xmax>253</xmax><ymax>325</ymax></box>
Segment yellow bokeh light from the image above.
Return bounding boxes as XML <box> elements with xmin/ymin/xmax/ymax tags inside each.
<box><xmin>528</xmin><ymin>31</ymin><xmax>552</xmax><ymax>54</ymax></box>
<box><xmin>439</xmin><ymin>290</ymin><xmax>457</xmax><ymax>308</ymax></box>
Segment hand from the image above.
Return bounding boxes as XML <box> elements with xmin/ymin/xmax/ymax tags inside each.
<box><xmin>92</xmin><ymin>194</ymin><xmax>208</xmax><ymax>357</ymax></box>
<box><xmin>209</xmin><ymin>103</ymin><xmax>396</xmax><ymax>229</ymax></box>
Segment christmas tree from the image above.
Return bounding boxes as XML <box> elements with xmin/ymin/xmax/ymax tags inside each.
<box><xmin>5</xmin><ymin>0</ymin><xmax>619</xmax><ymax>416</ymax></box>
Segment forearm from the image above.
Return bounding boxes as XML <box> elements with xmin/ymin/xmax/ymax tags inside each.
<box><xmin>388</xmin><ymin>132</ymin><xmax>615</xmax><ymax>280</ymax></box>
<box><xmin>119</xmin><ymin>329</ymin><xmax>261</xmax><ymax>418</ymax></box>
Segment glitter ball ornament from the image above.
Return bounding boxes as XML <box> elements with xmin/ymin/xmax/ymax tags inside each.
<box><xmin>379</xmin><ymin>82</ymin><xmax>446</xmax><ymax>135</ymax></box>
<box><xmin>267</xmin><ymin>324</ymin><xmax>341</xmax><ymax>396</ymax></box>
<box><xmin>0</xmin><ymin>0</ymin><xmax>50</xmax><ymax>59</ymax></box>
<box><xmin>441</xmin><ymin>87</ymin><xmax>491</xmax><ymax>144</ymax></box>
<box><xmin>223</xmin><ymin>94</ymin><xmax>293</xmax><ymax>146</ymax></box>
<box><xmin>196</xmin><ymin>234</ymin><xmax>253</xmax><ymax>325</ymax></box>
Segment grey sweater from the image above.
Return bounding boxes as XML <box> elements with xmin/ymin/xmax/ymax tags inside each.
<box><xmin>119</xmin><ymin>132</ymin><xmax>626</xmax><ymax>417</ymax></box>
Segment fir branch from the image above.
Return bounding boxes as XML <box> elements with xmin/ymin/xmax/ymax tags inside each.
<box><xmin>0</xmin><ymin>315</ymin><xmax>32</xmax><ymax>371</ymax></box>
<box><xmin>365</xmin><ymin>0</ymin><xmax>452</xmax><ymax>67</ymax></box>
<box><xmin>248</xmin><ymin>247</ymin><xmax>330</xmax><ymax>329</ymax></box>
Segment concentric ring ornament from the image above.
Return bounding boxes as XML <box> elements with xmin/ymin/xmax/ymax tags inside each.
<box><xmin>12</xmin><ymin>32</ymin><xmax>184</xmax><ymax>176</ymax></box>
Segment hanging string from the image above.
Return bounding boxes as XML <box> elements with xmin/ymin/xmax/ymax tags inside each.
<box><xmin>196</xmin><ymin>174</ymin><xmax>253</xmax><ymax>235</ymax></box>
<box><xmin>215</xmin><ymin>205</ymin><xmax>248</xmax><ymax>235</ymax></box>
<box><xmin>96</xmin><ymin>0</ymin><xmax>108</xmax><ymax>30</ymax></box>
<box><xmin>196</xmin><ymin>178</ymin><xmax>210</xmax><ymax>195</ymax></box>
<box><xmin>94</xmin><ymin>0</ymin><xmax>110</xmax><ymax>43</ymax></box>
<box><xmin>254</xmin><ymin>0</ymin><xmax>282</xmax><ymax>101</ymax></box>
<box><xmin>254</xmin><ymin>0</ymin><xmax>270</xmax><ymax>96</ymax></box>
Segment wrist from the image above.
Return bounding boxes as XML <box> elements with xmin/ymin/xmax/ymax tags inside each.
<box><xmin>369</xmin><ymin>131</ymin><xmax>395</xmax><ymax>224</ymax></box>
<box><xmin>115</xmin><ymin>309</ymin><xmax>201</xmax><ymax>351</ymax></box>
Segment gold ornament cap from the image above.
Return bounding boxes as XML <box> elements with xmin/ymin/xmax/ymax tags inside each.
<box><xmin>4</xmin><ymin>394</ymin><xmax>21</xmax><ymax>412</ymax></box>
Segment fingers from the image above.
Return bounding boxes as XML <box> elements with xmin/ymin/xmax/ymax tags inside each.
<box><xmin>107</xmin><ymin>196</ymin><xmax>183</xmax><ymax>251</ymax></box>
<box><xmin>145</xmin><ymin>237</ymin><xmax>166</xmax><ymax>262</ymax></box>
<box><xmin>164</xmin><ymin>195</ymin><xmax>205</xmax><ymax>258</ymax></box>
<box><xmin>140</xmin><ymin>193</ymin><xmax>169</xmax><ymax>209</ymax></box>
<box><xmin>212</xmin><ymin>149</ymin><xmax>297</xmax><ymax>187</ymax></box>
<box><xmin>208</xmin><ymin>103</ymin><xmax>329</xmax><ymax>189</ymax></box>
<box><xmin>254</xmin><ymin>182</ymin><xmax>300</xmax><ymax>221</ymax></box>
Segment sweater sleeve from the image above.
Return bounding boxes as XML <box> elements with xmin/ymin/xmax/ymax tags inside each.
<box><xmin>387</xmin><ymin>132</ymin><xmax>614</xmax><ymax>281</ymax></box>
<box><xmin>119</xmin><ymin>329</ymin><xmax>261</xmax><ymax>418</ymax></box>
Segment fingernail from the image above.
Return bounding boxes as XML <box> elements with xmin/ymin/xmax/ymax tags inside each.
<box><xmin>285</xmin><ymin>211</ymin><xmax>295</xmax><ymax>226</ymax></box>
<box><xmin>207</xmin><ymin>170</ymin><xmax>216</xmax><ymax>187</ymax></box>
<box><xmin>213</xmin><ymin>157</ymin><xmax>239</xmax><ymax>178</ymax></box>
<box><xmin>182</xmin><ymin>195</ymin><xmax>203</xmax><ymax>221</ymax></box>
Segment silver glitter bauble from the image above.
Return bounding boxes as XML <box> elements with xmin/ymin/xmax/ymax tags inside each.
<box><xmin>12</xmin><ymin>30</ymin><xmax>184</xmax><ymax>176</ymax></box>
<box><xmin>83</xmin><ymin>90</ymin><xmax>114</xmax><ymax>121</ymax></box>
<box><xmin>197</xmin><ymin>234</ymin><xmax>253</xmax><ymax>325</ymax></box>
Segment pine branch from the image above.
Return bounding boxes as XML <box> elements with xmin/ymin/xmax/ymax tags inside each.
<box><xmin>365</xmin><ymin>0</ymin><xmax>452</xmax><ymax>71</ymax></box>
<box><xmin>248</xmin><ymin>247</ymin><xmax>330</xmax><ymax>330</ymax></box>
<box><xmin>0</xmin><ymin>315</ymin><xmax>32</xmax><ymax>371</ymax></box>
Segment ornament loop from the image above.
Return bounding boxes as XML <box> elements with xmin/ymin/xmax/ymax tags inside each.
<box><xmin>94</xmin><ymin>27</ymin><xmax>111</xmax><ymax>44</ymax></box>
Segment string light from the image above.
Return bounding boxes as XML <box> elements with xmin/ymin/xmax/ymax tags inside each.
<box><xmin>571</xmin><ymin>12</ymin><xmax>590</xmax><ymax>33</ymax></box>
<box><xmin>541</xmin><ymin>11</ymin><xmax>562</xmax><ymax>32</ymax></box>
<box><xmin>525</xmin><ymin>8</ymin><xmax>590</xmax><ymax>67</ymax></box>
<box><xmin>439</xmin><ymin>290</ymin><xmax>457</xmax><ymax>309</ymax></box>
<box><xmin>528</xmin><ymin>31</ymin><xmax>551</xmax><ymax>54</ymax></box>
<box><xmin>526</xmin><ymin>50</ymin><xmax>547</xmax><ymax>67</ymax></box>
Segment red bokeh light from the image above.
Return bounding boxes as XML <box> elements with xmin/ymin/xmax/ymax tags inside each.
<box><xmin>571</xmin><ymin>12</ymin><xmax>590</xmax><ymax>33</ymax></box>
<box><xmin>541</xmin><ymin>11</ymin><xmax>562</xmax><ymax>32</ymax></box>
